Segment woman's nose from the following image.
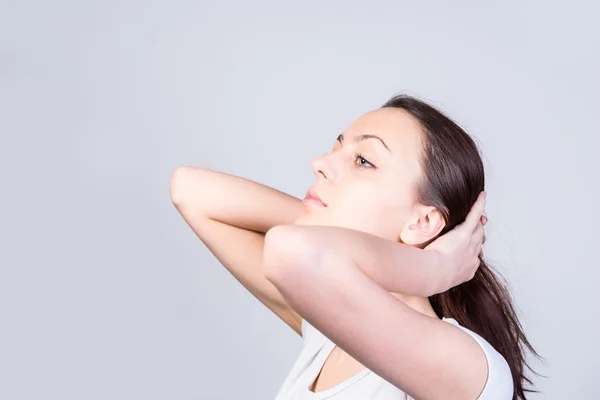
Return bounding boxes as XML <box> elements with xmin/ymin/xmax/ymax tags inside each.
<box><xmin>311</xmin><ymin>153</ymin><xmax>335</xmax><ymax>183</ymax></box>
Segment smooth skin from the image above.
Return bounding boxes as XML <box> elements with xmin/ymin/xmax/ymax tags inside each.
<box><xmin>264</xmin><ymin>198</ymin><xmax>487</xmax><ymax>400</ymax></box>
<box><xmin>170</xmin><ymin>167</ymin><xmax>306</xmax><ymax>334</ymax></box>
<box><xmin>170</xmin><ymin>107</ymin><xmax>489</xmax><ymax>399</ymax></box>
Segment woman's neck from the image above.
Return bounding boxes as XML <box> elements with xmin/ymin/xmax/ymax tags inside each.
<box><xmin>389</xmin><ymin>292</ymin><xmax>439</xmax><ymax>319</ymax></box>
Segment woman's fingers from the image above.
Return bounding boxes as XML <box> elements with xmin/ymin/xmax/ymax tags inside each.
<box><xmin>473</xmin><ymin>220</ymin><xmax>485</xmax><ymax>249</ymax></box>
<box><xmin>464</xmin><ymin>191</ymin><xmax>486</xmax><ymax>232</ymax></box>
<box><xmin>480</xmin><ymin>216</ymin><xmax>487</xmax><ymax>244</ymax></box>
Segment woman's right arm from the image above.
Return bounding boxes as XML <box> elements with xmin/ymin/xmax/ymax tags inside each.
<box><xmin>169</xmin><ymin>166</ymin><xmax>305</xmax><ymax>336</ymax></box>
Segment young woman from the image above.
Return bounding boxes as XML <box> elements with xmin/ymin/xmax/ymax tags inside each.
<box><xmin>170</xmin><ymin>94</ymin><xmax>539</xmax><ymax>399</ymax></box>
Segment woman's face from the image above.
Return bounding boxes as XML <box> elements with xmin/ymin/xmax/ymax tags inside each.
<box><xmin>295</xmin><ymin>107</ymin><xmax>433</xmax><ymax>243</ymax></box>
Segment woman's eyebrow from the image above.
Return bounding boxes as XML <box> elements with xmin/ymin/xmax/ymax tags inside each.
<box><xmin>336</xmin><ymin>133</ymin><xmax>392</xmax><ymax>153</ymax></box>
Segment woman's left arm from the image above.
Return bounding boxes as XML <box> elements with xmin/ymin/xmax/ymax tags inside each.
<box><xmin>263</xmin><ymin>196</ymin><xmax>489</xmax><ymax>399</ymax></box>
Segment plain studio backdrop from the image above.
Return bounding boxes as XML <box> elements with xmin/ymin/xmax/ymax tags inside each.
<box><xmin>1</xmin><ymin>1</ymin><xmax>598</xmax><ymax>399</ymax></box>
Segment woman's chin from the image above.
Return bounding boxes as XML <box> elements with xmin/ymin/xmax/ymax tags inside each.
<box><xmin>293</xmin><ymin>214</ymin><xmax>335</xmax><ymax>227</ymax></box>
<box><xmin>293</xmin><ymin>216</ymin><xmax>321</xmax><ymax>226</ymax></box>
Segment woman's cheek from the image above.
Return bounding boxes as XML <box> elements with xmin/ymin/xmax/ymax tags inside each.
<box><xmin>331</xmin><ymin>204</ymin><xmax>381</xmax><ymax>234</ymax></box>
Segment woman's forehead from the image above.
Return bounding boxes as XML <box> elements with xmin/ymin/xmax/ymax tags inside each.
<box><xmin>346</xmin><ymin>108</ymin><xmax>423</xmax><ymax>163</ymax></box>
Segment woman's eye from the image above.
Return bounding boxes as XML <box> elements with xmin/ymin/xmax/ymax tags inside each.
<box><xmin>354</xmin><ymin>153</ymin><xmax>375</xmax><ymax>169</ymax></box>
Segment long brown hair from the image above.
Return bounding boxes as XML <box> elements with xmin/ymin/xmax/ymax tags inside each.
<box><xmin>382</xmin><ymin>94</ymin><xmax>542</xmax><ymax>399</ymax></box>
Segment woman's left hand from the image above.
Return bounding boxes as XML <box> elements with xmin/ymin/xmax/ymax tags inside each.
<box><xmin>424</xmin><ymin>191</ymin><xmax>488</xmax><ymax>294</ymax></box>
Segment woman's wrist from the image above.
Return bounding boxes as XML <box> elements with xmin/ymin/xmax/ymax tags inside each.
<box><xmin>421</xmin><ymin>249</ymin><xmax>448</xmax><ymax>296</ymax></box>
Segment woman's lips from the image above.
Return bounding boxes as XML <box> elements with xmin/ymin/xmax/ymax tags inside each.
<box><xmin>302</xmin><ymin>189</ymin><xmax>327</xmax><ymax>207</ymax></box>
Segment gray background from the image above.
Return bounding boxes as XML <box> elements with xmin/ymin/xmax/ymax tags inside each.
<box><xmin>1</xmin><ymin>1</ymin><xmax>598</xmax><ymax>399</ymax></box>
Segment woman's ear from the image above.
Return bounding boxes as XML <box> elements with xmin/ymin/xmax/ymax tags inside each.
<box><xmin>399</xmin><ymin>207</ymin><xmax>445</xmax><ymax>246</ymax></box>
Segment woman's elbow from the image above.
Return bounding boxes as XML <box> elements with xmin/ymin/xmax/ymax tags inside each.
<box><xmin>263</xmin><ymin>225</ymin><xmax>321</xmax><ymax>285</ymax></box>
<box><xmin>169</xmin><ymin>165</ymin><xmax>192</xmax><ymax>206</ymax></box>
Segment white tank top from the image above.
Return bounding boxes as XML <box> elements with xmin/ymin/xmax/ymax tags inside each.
<box><xmin>274</xmin><ymin>317</ymin><xmax>514</xmax><ymax>399</ymax></box>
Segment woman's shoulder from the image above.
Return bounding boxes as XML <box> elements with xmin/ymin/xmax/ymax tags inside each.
<box><xmin>442</xmin><ymin>317</ymin><xmax>514</xmax><ymax>399</ymax></box>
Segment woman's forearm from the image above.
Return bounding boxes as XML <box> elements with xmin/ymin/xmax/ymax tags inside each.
<box><xmin>170</xmin><ymin>166</ymin><xmax>304</xmax><ymax>233</ymax></box>
<box><xmin>264</xmin><ymin>224</ymin><xmax>445</xmax><ymax>297</ymax></box>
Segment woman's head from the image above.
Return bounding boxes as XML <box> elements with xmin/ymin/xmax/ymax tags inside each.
<box><xmin>296</xmin><ymin>94</ymin><xmax>541</xmax><ymax>399</ymax></box>
<box><xmin>296</xmin><ymin>95</ymin><xmax>484</xmax><ymax>250</ymax></box>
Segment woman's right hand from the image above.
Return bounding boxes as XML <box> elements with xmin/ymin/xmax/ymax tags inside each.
<box><xmin>424</xmin><ymin>191</ymin><xmax>488</xmax><ymax>294</ymax></box>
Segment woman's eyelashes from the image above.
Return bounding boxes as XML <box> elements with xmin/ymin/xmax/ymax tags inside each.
<box><xmin>353</xmin><ymin>153</ymin><xmax>376</xmax><ymax>169</ymax></box>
